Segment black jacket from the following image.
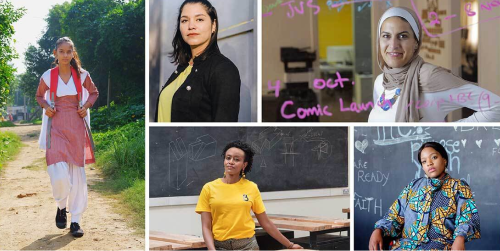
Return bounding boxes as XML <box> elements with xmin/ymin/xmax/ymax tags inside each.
<box><xmin>155</xmin><ymin>50</ymin><xmax>241</xmax><ymax>122</ymax></box>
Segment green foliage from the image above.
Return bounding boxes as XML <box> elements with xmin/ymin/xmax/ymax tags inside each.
<box><xmin>122</xmin><ymin>179</ymin><xmax>145</xmax><ymax>231</ymax></box>
<box><xmin>0</xmin><ymin>130</ymin><xmax>21</xmax><ymax>169</ymax></box>
<box><xmin>0</xmin><ymin>0</ymin><xmax>25</xmax><ymax>111</ymax></box>
<box><xmin>18</xmin><ymin>45</ymin><xmax>53</xmax><ymax>106</ymax></box>
<box><xmin>19</xmin><ymin>0</ymin><xmax>145</xmax><ymax>110</ymax></box>
<box><xmin>91</xmin><ymin>101</ymin><xmax>145</xmax><ymax>132</ymax></box>
<box><xmin>96</xmin><ymin>0</ymin><xmax>145</xmax><ymax>102</ymax></box>
<box><xmin>0</xmin><ymin>121</ymin><xmax>15</xmax><ymax>127</ymax></box>
<box><xmin>93</xmin><ymin>119</ymin><xmax>145</xmax><ymax>191</ymax></box>
<box><xmin>92</xmin><ymin>113</ymin><xmax>145</xmax><ymax>230</ymax></box>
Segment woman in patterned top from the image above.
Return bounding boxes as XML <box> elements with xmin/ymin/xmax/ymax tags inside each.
<box><xmin>368</xmin><ymin>142</ymin><xmax>480</xmax><ymax>250</ymax></box>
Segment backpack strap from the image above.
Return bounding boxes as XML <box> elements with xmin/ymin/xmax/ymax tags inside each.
<box><xmin>49</xmin><ymin>67</ymin><xmax>59</xmax><ymax>103</ymax></box>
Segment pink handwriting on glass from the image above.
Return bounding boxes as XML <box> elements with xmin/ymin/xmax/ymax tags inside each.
<box><xmin>281</xmin><ymin>0</ymin><xmax>320</xmax><ymax>18</ymax></box>
<box><xmin>327</xmin><ymin>0</ymin><xmax>391</xmax><ymax>12</ymax></box>
<box><xmin>270</xmin><ymin>81</ymin><xmax>498</xmax><ymax>120</ymax></box>
<box><xmin>268</xmin><ymin>72</ymin><xmax>374</xmax><ymax>119</ymax></box>
<box><xmin>411</xmin><ymin>0</ymin><xmax>500</xmax><ymax>38</ymax></box>
<box><xmin>263</xmin><ymin>0</ymin><xmax>283</xmax><ymax>17</ymax></box>
<box><xmin>268</xmin><ymin>71</ymin><xmax>353</xmax><ymax>98</ymax></box>
<box><xmin>429</xmin><ymin>1</ymin><xmax>500</xmax><ymax>26</ymax></box>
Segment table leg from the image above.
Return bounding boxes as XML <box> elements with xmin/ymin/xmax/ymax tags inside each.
<box><xmin>309</xmin><ymin>231</ymin><xmax>318</xmax><ymax>249</ymax></box>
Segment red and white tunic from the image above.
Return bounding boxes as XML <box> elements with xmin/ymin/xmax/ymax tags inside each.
<box><xmin>36</xmin><ymin>68</ymin><xmax>99</xmax><ymax>167</ymax></box>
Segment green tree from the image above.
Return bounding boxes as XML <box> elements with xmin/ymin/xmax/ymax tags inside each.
<box><xmin>0</xmin><ymin>0</ymin><xmax>25</xmax><ymax>111</ymax></box>
<box><xmin>19</xmin><ymin>0</ymin><xmax>144</xmax><ymax>111</ymax></box>
<box><xmin>17</xmin><ymin>3</ymin><xmax>70</xmax><ymax>107</ymax></box>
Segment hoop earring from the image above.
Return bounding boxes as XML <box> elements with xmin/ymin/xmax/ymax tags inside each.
<box><xmin>241</xmin><ymin>170</ymin><xmax>245</xmax><ymax>179</ymax></box>
<box><xmin>223</xmin><ymin>171</ymin><xmax>226</xmax><ymax>178</ymax></box>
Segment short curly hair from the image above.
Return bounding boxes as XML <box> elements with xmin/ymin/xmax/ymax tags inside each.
<box><xmin>221</xmin><ymin>141</ymin><xmax>255</xmax><ymax>175</ymax></box>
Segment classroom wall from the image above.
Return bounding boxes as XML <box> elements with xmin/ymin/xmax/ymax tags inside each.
<box><xmin>150</xmin><ymin>194</ymin><xmax>350</xmax><ymax>239</ymax></box>
<box><xmin>317</xmin><ymin>0</ymin><xmax>353</xmax><ymax>59</ymax></box>
<box><xmin>262</xmin><ymin>0</ymin><xmax>319</xmax><ymax>95</ymax></box>
<box><xmin>151</xmin><ymin>127</ymin><xmax>351</xmax><ymax>238</ymax></box>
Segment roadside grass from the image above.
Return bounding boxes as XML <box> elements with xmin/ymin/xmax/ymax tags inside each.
<box><xmin>0</xmin><ymin>131</ymin><xmax>22</xmax><ymax>170</ymax></box>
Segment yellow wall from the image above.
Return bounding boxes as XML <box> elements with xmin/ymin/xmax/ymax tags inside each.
<box><xmin>317</xmin><ymin>0</ymin><xmax>353</xmax><ymax>59</ymax></box>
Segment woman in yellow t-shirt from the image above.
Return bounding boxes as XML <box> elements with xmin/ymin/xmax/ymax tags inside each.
<box><xmin>196</xmin><ymin>141</ymin><xmax>303</xmax><ymax>250</ymax></box>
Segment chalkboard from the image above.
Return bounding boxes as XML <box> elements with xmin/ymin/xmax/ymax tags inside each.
<box><xmin>150</xmin><ymin>127</ymin><xmax>348</xmax><ymax>197</ymax></box>
<box><xmin>354</xmin><ymin>126</ymin><xmax>500</xmax><ymax>250</ymax></box>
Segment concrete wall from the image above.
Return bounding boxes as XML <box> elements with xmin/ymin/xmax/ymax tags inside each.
<box><xmin>149</xmin><ymin>0</ymin><xmax>257</xmax><ymax>122</ymax></box>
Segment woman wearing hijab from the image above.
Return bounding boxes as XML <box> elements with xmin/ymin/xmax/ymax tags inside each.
<box><xmin>368</xmin><ymin>142</ymin><xmax>480</xmax><ymax>250</ymax></box>
<box><xmin>368</xmin><ymin>7</ymin><xmax>500</xmax><ymax>122</ymax></box>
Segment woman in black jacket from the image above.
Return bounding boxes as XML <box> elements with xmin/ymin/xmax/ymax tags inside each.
<box><xmin>155</xmin><ymin>0</ymin><xmax>241</xmax><ymax>122</ymax></box>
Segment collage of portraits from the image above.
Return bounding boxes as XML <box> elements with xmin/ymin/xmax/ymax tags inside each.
<box><xmin>1</xmin><ymin>0</ymin><xmax>500</xmax><ymax>250</ymax></box>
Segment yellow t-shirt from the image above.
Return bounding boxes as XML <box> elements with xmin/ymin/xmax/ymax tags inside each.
<box><xmin>158</xmin><ymin>66</ymin><xmax>192</xmax><ymax>122</ymax></box>
<box><xmin>195</xmin><ymin>178</ymin><xmax>266</xmax><ymax>241</ymax></box>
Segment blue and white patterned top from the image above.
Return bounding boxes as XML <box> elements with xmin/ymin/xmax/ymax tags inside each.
<box><xmin>375</xmin><ymin>173</ymin><xmax>481</xmax><ymax>250</ymax></box>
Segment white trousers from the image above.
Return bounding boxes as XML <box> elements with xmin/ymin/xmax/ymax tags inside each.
<box><xmin>47</xmin><ymin>162</ymin><xmax>88</xmax><ymax>223</ymax></box>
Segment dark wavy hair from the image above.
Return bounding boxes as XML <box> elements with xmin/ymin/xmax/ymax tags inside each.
<box><xmin>417</xmin><ymin>142</ymin><xmax>449</xmax><ymax>168</ymax></box>
<box><xmin>170</xmin><ymin>0</ymin><xmax>220</xmax><ymax>65</ymax></box>
<box><xmin>53</xmin><ymin>37</ymin><xmax>82</xmax><ymax>74</ymax></box>
<box><xmin>221</xmin><ymin>141</ymin><xmax>255</xmax><ymax>175</ymax></box>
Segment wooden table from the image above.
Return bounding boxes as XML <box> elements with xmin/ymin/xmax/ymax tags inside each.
<box><xmin>254</xmin><ymin>214</ymin><xmax>350</xmax><ymax>249</ymax></box>
<box><xmin>149</xmin><ymin>231</ymin><xmax>206</xmax><ymax>250</ymax></box>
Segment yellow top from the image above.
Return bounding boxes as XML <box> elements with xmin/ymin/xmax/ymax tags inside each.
<box><xmin>158</xmin><ymin>65</ymin><xmax>193</xmax><ymax>122</ymax></box>
<box><xmin>195</xmin><ymin>178</ymin><xmax>266</xmax><ymax>241</ymax></box>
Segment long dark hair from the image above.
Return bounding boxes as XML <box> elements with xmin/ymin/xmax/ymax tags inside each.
<box><xmin>169</xmin><ymin>0</ymin><xmax>220</xmax><ymax>65</ymax></box>
<box><xmin>53</xmin><ymin>37</ymin><xmax>82</xmax><ymax>75</ymax></box>
<box><xmin>221</xmin><ymin>141</ymin><xmax>255</xmax><ymax>176</ymax></box>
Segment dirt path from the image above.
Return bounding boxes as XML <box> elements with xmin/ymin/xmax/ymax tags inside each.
<box><xmin>0</xmin><ymin>125</ymin><xmax>144</xmax><ymax>250</ymax></box>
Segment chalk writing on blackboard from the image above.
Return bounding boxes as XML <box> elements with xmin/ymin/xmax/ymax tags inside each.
<box><xmin>355</xmin><ymin>192</ymin><xmax>383</xmax><ymax>216</ymax></box>
<box><xmin>356</xmin><ymin>160</ymin><xmax>390</xmax><ymax>186</ymax></box>
<box><xmin>166</xmin><ymin>135</ymin><xmax>218</xmax><ymax>191</ymax></box>
<box><xmin>355</xmin><ymin>139</ymin><xmax>368</xmax><ymax>153</ymax></box>
<box><xmin>158</xmin><ymin>128</ymin><xmax>338</xmax><ymax>192</ymax></box>
<box><xmin>374</xmin><ymin>127</ymin><xmax>431</xmax><ymax>146</ymax></box>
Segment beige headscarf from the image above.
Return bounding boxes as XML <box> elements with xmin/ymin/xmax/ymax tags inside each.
<box><xmin>377</xmin><ymin>7</ymin><xmax>470</xmax><ymax>122</ymax></box>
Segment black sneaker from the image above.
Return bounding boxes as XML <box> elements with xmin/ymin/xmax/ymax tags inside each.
<box><xmin>55</xmin><ymin>207</ymin><xmax>67</xmax><ymax>229</ymax></box>
<box><xmin>70</xmin><ymin>222</ymin><xmax>84</xmax><ymax>237</ymax></box>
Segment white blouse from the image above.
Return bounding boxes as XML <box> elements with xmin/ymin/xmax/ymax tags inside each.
<box><xmin>41</xmin><ymin>69</ymin><xmax>89</xmax><ymax>97</ymax></box>
<box><xmin>368</xmin><ymin>74</ymin><xmax>500</xmax><ymax>122</ymax></box>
